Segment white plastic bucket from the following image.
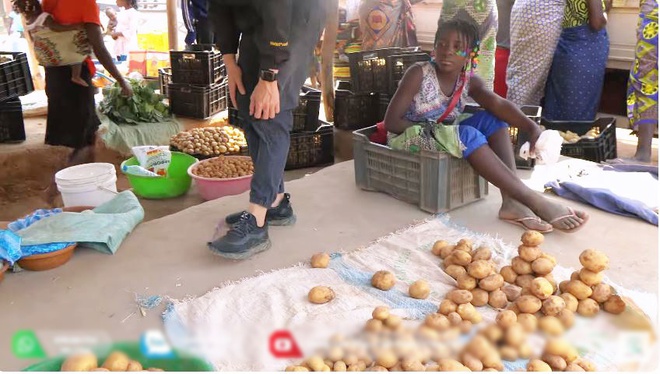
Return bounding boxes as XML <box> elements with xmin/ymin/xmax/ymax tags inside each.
<box><xmin>55</xmin><ymin>163</ymin><xmax>118</xmax><ymax>207</ymax></box>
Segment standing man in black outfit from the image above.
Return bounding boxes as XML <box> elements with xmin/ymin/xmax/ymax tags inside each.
<box><xmin>207</xmin><ymin>0</ymin><xmax>327</xmax><ymax>259</ymax></box>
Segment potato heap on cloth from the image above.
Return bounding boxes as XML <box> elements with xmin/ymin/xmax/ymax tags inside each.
<box><xmin>433</xmin><ymin>239</ymin><xmax>507</xmax><ymax>309</ymax></box>
<box><xmin>527</xmin><ymin>338</ymin><xmax>596</xmax><ymax>372</ymax></box>
<box><xmin>559</xmin><ymin>249</ymin><xmax>625</xmax><ymax>317</ymax></box>
<box><xmin>500</xmin><ymin>231</ymin><xmax>558</xmax><ymax>295</ymax></box>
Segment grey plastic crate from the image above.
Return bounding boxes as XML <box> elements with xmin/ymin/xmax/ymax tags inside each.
<box><xmin>353</xmin><ymin>126</ymin><xmax>488</xmax><ymax>213</ymax></box>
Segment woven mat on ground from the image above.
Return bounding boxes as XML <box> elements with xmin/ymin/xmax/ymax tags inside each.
<box><xmin>163</xmin><ymin>216</ymin><xmax>657</xmax><ymax>371</ymax></box>
<box><xmin>98</xmin><ymin>114</ymin><xmax>183</xmax><ymax>156</ymax></box>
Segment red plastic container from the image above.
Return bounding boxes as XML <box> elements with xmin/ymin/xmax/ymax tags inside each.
<box><xmin>187</xmin><ymin>156</ymin><xmax>252</xmax><ymax>201</ymax></box>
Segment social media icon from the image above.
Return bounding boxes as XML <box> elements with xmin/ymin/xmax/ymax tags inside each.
<box><xmin>140</xmin><ymin>330</ymin><xmax>173</xmax><ymax>359</ymax></box>
<box><xmin>269</xmin><ymin>330</ymin><xmax>302</xmax><ymax>359</ymax></box>
<box><xmin>12</xmin><ymin>330</ymin><xmax>47</xmax><ymax>359</ymax></box>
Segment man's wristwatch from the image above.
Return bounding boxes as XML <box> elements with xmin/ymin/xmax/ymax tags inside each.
<box><xmin>259</xmin><ymin>69</ymin><xmax>278</xmax><ymax>82</ymax></box>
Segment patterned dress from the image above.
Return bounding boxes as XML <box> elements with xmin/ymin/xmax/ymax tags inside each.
<box><xmin>543</xmin><ymin>0</ymin><xmax>609</xmax><ymax>121</ymax></box>
<box><xmin>627</xmin><ymin>0</ymin><xmax>659</xmax><ymax>129</ymax></box>
<box><xmin>440</xmin><ymin>0</ymin><xmax>498</xmax><ymax>91</ymax></box>
<box><xmin>506</xmin><ymin>0</ymin><xmax>564</xmax><ymax>106</ymax></box>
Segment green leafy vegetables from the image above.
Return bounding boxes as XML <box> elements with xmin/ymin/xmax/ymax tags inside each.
<box><xmin>99</xmin><ymin>79</ymin><xmax>170</xmax><ymax>125</ymax></box>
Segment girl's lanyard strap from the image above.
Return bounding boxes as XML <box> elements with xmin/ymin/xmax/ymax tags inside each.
<box><xmin>436</xmin><ymin>72</ymin><xmax>467</xmax><ymax>124</ymax></box>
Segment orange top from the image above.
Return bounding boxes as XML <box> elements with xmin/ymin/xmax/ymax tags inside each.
<box><xmin>42</xmin><ymin>0</ymin><xmax>101</xmax><ymax>26</ymax></box>
<box><xmin>42</xmin><ymin>0</ymin><xmax>100</xmax><ymax>75</ymax></box>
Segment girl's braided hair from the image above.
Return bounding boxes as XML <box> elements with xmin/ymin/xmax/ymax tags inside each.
<box><xmin>434</xmin><ymin>17</ymin><xmax>481</xmax><ymax>73</ymax></box>
<box><xmin>11</xmin><ymin>0</ymin><xmax>42</xmax><ymax>15</ymax></box>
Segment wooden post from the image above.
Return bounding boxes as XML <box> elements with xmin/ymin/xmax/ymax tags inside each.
<box><xmin>320</xmin><ymin>0</ymin><xmax>339</xmax><ymax>122</ymax></box>
<box><xmin>166</xmin><ymin>0</ymin><xmax>178</xmax><ymax>50</ymax></box>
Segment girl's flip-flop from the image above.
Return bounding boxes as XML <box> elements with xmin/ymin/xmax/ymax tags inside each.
<box><xmin>501</xmin><ymin>216</ymin><xmax>554</xmax><ymax>234</ymax></box>
<box><xmin>549</xmin><ymin>207</ymin><xmax>589</xmax><ymax>233</ymax></box>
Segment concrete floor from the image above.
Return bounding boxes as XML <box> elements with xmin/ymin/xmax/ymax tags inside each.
<box><xmin>0</xmin><ymin>160</ymin><xmax>657</xmax><ymax>370</ymax></box>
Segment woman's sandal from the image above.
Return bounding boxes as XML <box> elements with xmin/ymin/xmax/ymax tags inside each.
<box><xmin>549</xmin><ymin>207</ymin><xmax>589</xmax><ymax>233</ymax></box>
<box><xmin>501</xmin><ymin>216</ymin><xmax>554</xmax><ymax>234</ymax></box>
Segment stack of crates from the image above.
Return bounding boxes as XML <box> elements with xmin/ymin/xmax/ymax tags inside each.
<box><xmin>228</xmin><ymin>86</ymin><xmax>334</xmax><ymax>170</ymax></box>
<box><xmin>0</xmin><ymin>52</ymin><xmax>33</xmax><ymax>143</ymax></box>
<box><xmin>167</xmin><ymin>46</ymin><xmax>229</xmax><ymax>119</ymax></box>
<box><xmin>335</xmin><ymin>47</ymin><xmax>430</xmax><ymax>131</ymax></box>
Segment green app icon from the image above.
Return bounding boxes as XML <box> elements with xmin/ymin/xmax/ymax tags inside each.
<box><xmin>12</xmin><ymin>330</ymin><xmax>47</xmax><ymax>359</ymax></box>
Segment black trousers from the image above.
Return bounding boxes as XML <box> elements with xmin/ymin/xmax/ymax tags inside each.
<box><xmin>235</xmin><ymin>1</ymin><xmax>326</xmax><ymax>208</ymax></box>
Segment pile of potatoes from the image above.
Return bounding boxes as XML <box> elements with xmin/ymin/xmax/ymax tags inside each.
<box><xmin>190</xmin><ymin>156</ymin><xmax>254</xmax><ymax>179</ymax></box>
<box><xmin>60</xmin><ymin>351</ymin><xmax>163</xmax><ymax>372</ymax></box>
<box><xmin>527</xmin><ymin>338</ymin><xmax>596</xmax><ymax>372</ymax></box>
<box><xmin>436</xmin><ymin>290</ymin><xmax>483</xmax><ymax>334</ymax></box>
<box><xmin>558</xmin><ymin>249</ymin><xmax>626</xmax><ymax>317</ymax></box>
<box><xmin>432</xmin><ymin>239</ymin><xmax>507</xmax><ymax>309</ymax></box>
<box><xmin>472</xmin><ymin>310</ymin><xmax>533</xmax><ymax>364</ymax></box>
<box><xmin>500</xmin><ymin>231</ymin><xmax>558</xmax><ymax>294</ymax></box>
<box><xmin>459</xmin><ymin>332</ymin><xmax>505</xmax><ymax>371</ymax></box>
<box><xmin>170</xmin><ymin>126</ymin><xmax>247</xmax><ymax>156</ymax></box>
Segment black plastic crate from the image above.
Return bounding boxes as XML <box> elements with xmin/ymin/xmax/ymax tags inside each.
<box><xmin>292</xmin><ymin>86</ymin><xmax>321</xmax><ymax>133</ymax></box>
<box><xmin>334</xmin><ymin>87</ymin><xmax>390</xmax><ymax>131</ymax></box>
<box><xmin>158</xmin><ymin>67</ymin><xmax>171</xmax><ymax>98</ymax></box>
<box><xmin>387</xmin><ymin>53</ymin><xmax>431</xmax><ymax>95</ymax></box>
<box><xmin>168</xmin><ymin>81</ymin><xmax>229</xmax><ymax>119</ymax></box>
<box><xmin>348</xmin><ymin>48</ymin><xmax>402</xmax><ymax>94</ymax></box>
<box><xmin>0</xmin><ymin>52</ymin><xmax>34</xmax><ymax>103</ymax></box>
<box><xmin>541</xmin><ymin>117</ymin><xmax>617</xmax><ymax>163</ymax></box>
<box><xmin>170</xmin><ymin>48</ymin><xmax>225</xmax><ymax>85</ymax></box>
<box><xmin>286</xmin><ymin>121</ymin><xmax>334</xmax><ymax>170</ymax></box>
<box><xmin>0</xmin><ymin>97</ymin><xmax>26</xmax><ymax>143</ymax></box>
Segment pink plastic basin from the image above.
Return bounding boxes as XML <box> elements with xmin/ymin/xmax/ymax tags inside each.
<box><xmin>187</xmin><ymin>156</ymin><xmax>253</xmax><ymax>201</ymax></box>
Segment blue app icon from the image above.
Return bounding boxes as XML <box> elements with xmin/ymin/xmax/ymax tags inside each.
<box><xmin>140</xmin><ymin>330</ymin><xmax>174</xmax><ymax>359</ymax></box>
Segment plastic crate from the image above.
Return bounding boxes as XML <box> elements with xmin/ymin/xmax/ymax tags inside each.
<box><xmin>353</xmin><ymin>126</ymin><xmax>488</xmax><ymax>213</ymax></box>
<box><xmin>168</xmin><ymin>81</ymin><xmax>229</xmax><ymax>119</ymax></box>
<box><xmin>158</xmin><ymin>67</ymin><xmax>172</xmax><ymax>98</ymax></box>
<box><xmin>386</xmin><ymin>53</ymin><xmax>431</xmax><ymax>95</ymax></box>
<box><xmin>0</xmin><ymin>97</ymin><xmax>26</xmax><ymax>143</ymax></box>
<box><xmin>286</xmin><ymin>121</ymin><xmax>334</xmax><ymax>170</ymax></box>
<box><xmin>541</xmin><ymin>117</ymin><xmax>617</xmax><ymax>163</ymax></box>
<box><xmin>334</xmin><ymin>87</ymin><xmax>390</xmax><ymax>131</ymax></box>
<box><xmin>170</xmin><ymin>48</ymin><xmax>225</xmax><ymax>85</ymax></box>
<box><xmin>348</xmin><ymin>48</ymin><xmax>402</xmax><ymax>94</ymax></box>
<box><xmin>292</xmin><ymin>86</ymin><xmax>321</xmax><ymax>133</ymax></box>
<box><xmin>0</xmin><ymin>52</ymin><xmax>34</xmax><ymax>102</ymax></box>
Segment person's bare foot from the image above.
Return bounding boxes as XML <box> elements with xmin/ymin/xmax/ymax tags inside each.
<box><xmin>499</xmin><ymin>198</ymin><xmax>553</xmax><ymax>233</ymax></box>
<box><xmin>531</xmin><ymin>199</ymin><xmax>589</xmax><ymax>232</ymax></box>
<box><xmin>72</xmin><ymin>77</ymin><xmax>89</xmax><ymax>87</ymax></box>
<box><xmin>606</xmin><ymin>157</ymin><xmax>654</xmax><ymax>166</ymax></box>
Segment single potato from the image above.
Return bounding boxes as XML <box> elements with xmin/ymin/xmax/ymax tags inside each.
<box><xmin>457</xmin><ymin>303</ymin><xmax>481</xmax><ymax>323</ymax></box>
<box><xmin>447</xmin><ymin>289</ymin><xmax>474</xmax><ymax>304</ymax></box>
<box><xmin>511</xmin><ymin>256</ymin><xmax>533</xmax><ymax>275</ymax></box>
<box><xmin>496</xmin><ymin>310</ymin><xmax>518</xmax><ymax>329</ymax></box>
<box><xmin>577</xmin><ymin>298</ymin><xmax>600</xmax><ymax>317</ymax></box>
<box><xmin>61</xmin><ymin>353</ymin><xmax>99</xmax><ymax>372</ymax></box>
<box><xmin>518</xmin><ymin>245</ymin><xmax>542</xmax><ymax>262</ymax></box>
<box><xmin>445</xmin><ymin>264</ymin><xmax>468</xmax><ymax>280</ymax></box>
<box><xmin>425</xmin><ymin>313</ymin><xmax>451</xmax><ymax>330</ymax></box>
<box><xmin>557</xmin><ymin>309</ymin><xmax>575</xmax><ymax>328</ymax></box>
<box><xmin>515</xmin><ymin>274</ymin><xmax>535</xmax><ymax>290</ymax></box>
<box><xmin>102</xmin><ymin>352</ymin><xmax>130</xmax><ymax>372</ymax></box>
<box><xmin>521</xmin><ymin>230</ymin><xmax>544</xmax><ymax>247</ymax></box>
<box><xmin>527</xmin><ymin>359</ymin><xmax>552</xmax><ymax>372</ymax></box>
<box><xmin>440</xmin><ymin>244</ymin><xmax>457</xmax><ymax>259</ymax></box>
<box><xmin>450</xmin><ymin>250</ymin><xmax>473</xmax><ymax>266</ymax></box>
<box><xmin>488</xmin><ymin>290</ymin><xmax>509</xmax><ymax>309</ymax></box>
<box><xmin>470</xmin><ymin>288</ymin><xmax>490</xmax><ymax>307</ymax></box>
<box><xmin>530</xmin><ymin>277</ymin><xmax>554</xmax><ymax>300</ymax></box>
<box><xmin>499</xmin><ymin>345</ymin><xmax>518</xmax><ymax>362</ymax></box>
<box><xmin>126</xmin><ymin>361</ymin><xmax>143</xmax><ymax>372</ymax></box>
<box><xmin>373</xmin><ymin>306</ymin><xmax>391</xmax><ymax>321</ymax></box>
<box><xmin>457</xmin><ymin>274</ymin><xmax>478</xmax><ymax>291</ymax></box>
<box><xmin>308</xmin><ymin>286</ymin><xmax>335</xmax><ymax>304</ymax></box>
<box><xmin>502</xmin><ymin>284</ymin><xmax>522</xmax><ymax>302</ymax></box>
<box><xmin>603</xmin><ymin>295</ymin><xmax>626</xmax><ymax>314</ymax></box>
<box><xmin>566</xmin><ymin>280</ymin><xmax>593</xmax><ymax>300</ymax></box>
<box><xmin>479</xmin><ymin>274</ymin><xmax>505</xmax><ymax>292</ymax></box>
<box><xmin>467</xmin><ymin>260</ymin><xmax>493</xmax><ymax>279</ymax></box>
<box><xmin>561</xmin><ymin>292</ymin><xmax>579</xmax><ymax>312</ymax></box>
<box><xmin>500</xmin><ymin>266</ymin><xmax>518</xmax><ymax>284</ymax></box>
<box><xmin>538</xmin><ymin>316</ymin><xmax>565</xmax><ymax>336</ymax></box>
<box><xmin>531</xmin><ymin>258</ymin><xmax>554</xmax><ymax>276</ymax></box>
<box><xmin>541</xmin><ymin>296</ymin><xmax>566</xmax><ymax>316</ymax></box>
<box><xmin>438</xmin><ymin>299</ymin><xmax>458</xmax><ymax>315</ymax></box>
<box><xmin>578</xmin><ymin>268</ymin><xmax>603</xmax><ymax>287</ymax></box>
<box><xmin>365</xmin><ymin>318</ymin><xmax>383</xmax><ymax>332</ymax></box>
<box><xmin>590</xmin><ymin>283</ymin><xmax>613</xmax><ymax>303</ymax></box>
<box><xmin>579</xmin><ymin>249</ymin><xmax>609</xmax><ymax>273</ymax></box>
<box><xmin>432</xmin><ymin>240</ymin><xmax>451</xmax><ymax>257</ymax></box>
<box><xmin>311</xmin><ymin>253</ymin><xmax>330</xmax><ymax>268</ymax></box>
<box><xmin>409</xmin><ymin>280</ymin><xmax>431</xmax><ymax>299</ymax></box>
<box><xmin>371</xmin><ymin>271</ymin><xmax>396</xmax><ymax>291</ymax></box>
<box><xmin>516</xmin><ymin>295</ymin><xmax>543</xmax><ymax>314</ymax></box>
<box><xmin>541</xmin><ymin>354</ymin><xmax>567</xmax><ymax>371</ymax></box>
<box><xmin>517</xmin><ymin>313</ymin><xmax>538</xmax><ymax>333</ymax></box>
<box><xmin>472</xmin><ymin>247</ymin><xmax>492</xmax><ymax>261</ymax></box>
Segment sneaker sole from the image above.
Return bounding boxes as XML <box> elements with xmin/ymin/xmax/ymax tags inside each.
<box><xmin>208</xmin><ymin>239</ymin><xmax>272</xmax><ymax>260</ymax></box>
<box><xmin>226</xmin><ymin>214</ymin><xmax>297</xmax><ymax>227</ymax></box>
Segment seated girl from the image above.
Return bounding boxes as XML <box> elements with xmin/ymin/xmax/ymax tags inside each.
<box><xmin>384</xmin><ymin>18</ymin><xmax>589</xmax><ymax>233</ymax></box>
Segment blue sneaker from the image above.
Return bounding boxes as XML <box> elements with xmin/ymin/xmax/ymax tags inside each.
<box><xmin>208</xmin><ymin>212</ymin><xmax>271</xmax><ymax>260</ymax></box>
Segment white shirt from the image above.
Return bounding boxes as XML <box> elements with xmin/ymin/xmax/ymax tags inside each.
<box><xmin>114</xmin><ymin>7</ymin><xmax>140</xmax><ymax>56</ymax></box>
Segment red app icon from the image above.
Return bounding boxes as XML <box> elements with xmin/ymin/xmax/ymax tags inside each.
<box><xmin>269</xmin><ymin>330</ymin><xmax>302</xmax><ymax>359</ymax></box>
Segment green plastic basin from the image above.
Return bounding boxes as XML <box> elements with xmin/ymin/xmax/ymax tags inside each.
<box><xmin>23</xmin><ymin>341</ymin><xmax>214</xmax><ymax>371</ymax></box>
<box><xmin>121</xmin><ymin>152</ymin><xmax>198</xmax><ymax>199</ymax></box>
